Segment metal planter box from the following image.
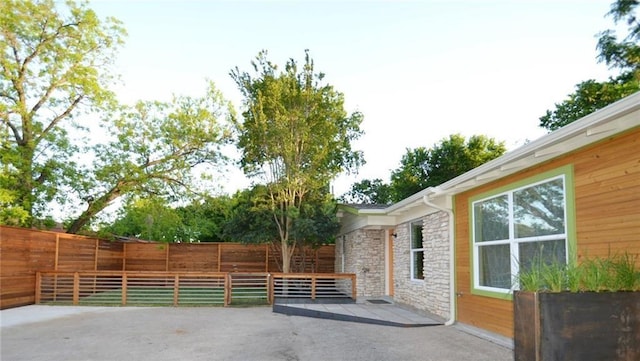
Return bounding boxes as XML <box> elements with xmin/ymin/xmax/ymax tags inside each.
<box><xmin>514</xmin><ymin>291</ymin><xmax>640</xmax><ymax>361</ymax></box>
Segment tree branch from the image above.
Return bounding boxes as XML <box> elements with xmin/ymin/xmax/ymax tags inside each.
<box><xmin>35</xmin><ymin>95</ymin><xmax>83</xmax><ymax>145</ymax></box>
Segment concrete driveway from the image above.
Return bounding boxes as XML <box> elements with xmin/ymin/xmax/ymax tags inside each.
<box><xmin>1</xmin><ymin>305</ymin><xmax>513</xmax><ymax>361</ymax></box>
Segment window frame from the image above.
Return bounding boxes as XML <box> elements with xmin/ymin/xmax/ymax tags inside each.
<box><xmin>410</xmin><ymin>220</ymin><xmax>425</xmax><ymax>281</ymax></box>
<box><xmin>468</xmin><ymin>165</ymin><xmax>577</xmax><ymax>299</ymax></box>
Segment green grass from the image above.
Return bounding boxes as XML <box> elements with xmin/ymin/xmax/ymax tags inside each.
<box><xmin>43</xmin><ymin>287</ymin><xmax>269</xmax><ymax>307</ymax></box>
<box><xmin>71</xmin><ymin>287</ymin><xmax>267</xmax><ymax>306</ymax></box>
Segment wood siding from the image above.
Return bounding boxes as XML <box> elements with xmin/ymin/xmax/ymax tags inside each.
<box><xmin>454</xmin><ymin>127</ymin><xmax>640</xmax><ymax>338</ymax></box>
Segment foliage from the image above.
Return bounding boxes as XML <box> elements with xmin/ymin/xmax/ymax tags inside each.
<box><xmin>0</xmin><ymin>0</ymin><xmax>126</xmax><ymax>224</ymax></box>
<box><xmin>106</xmin><ymin>197</ymin><xmax>183</xmax><ymax>242</ymax></box>
<box><xmin>0</xmin><ymin>171</ymin><xmax>29</xmax><ymax>226</ymax></box>
<box><xmin>339</xmin><ymin>178</ymin><xmax>392</xmax><ymax>205</ymax></box>
<box><xmin>540</xmin><ymin>0</ymin><xmax>640</xmax><ymax>131</ymax></box>
<box><xmin>517</xmin><ymin>253</ymin><xmax>640</xmax><ymax>292</ymax></box>
<box><xmin>390</xmin><ymin>134</ymin><xmax>505</xmax><ymax>201</ymax></box>
<box><xmin>341</xmin><ymin>134</ymin><xmax>505</xmax><ymax>204</ymax></box>
<box><xmin>66</xmin><ymin>82</ymin><xmax>232</xmax><ymax>233</ymax></box>
<box><xmin>101</xmin><ymin>193</ymin><xmax>234</xmax><ymax>243</ymax></box>
<box><xmin>223</xmin><ymin>185</ymin><xmax>278</xmax><ymax>244</ymax></box>
<box><xmin>539</xmin><ymin>76</ymin><xmax>639</xmax><ymax>131</ymax></box>
<box><xmin>387</xmin><ymin>146</ymin><xmax>430</xmax><ymax>202</ymax></box>
<box><xmin>230</xmin><ymin>50</ymin><xmax>363</xmax><ymax>272</ymax></box>
<box><xmin>223</xmin><ymin>186</ymin><xmax>339</xmax><ymax>270</ymax></box>
<box><xmin>174</xmin><ymin>195</ymin><xmax>233</xmax><ymax>243</ymax></box>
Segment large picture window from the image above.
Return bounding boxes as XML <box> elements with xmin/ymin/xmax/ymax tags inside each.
<box><xmin>472</xmin><ymin>173</ymin><xmax>569</xmax><ymax>293</ymax></box>
<box><xmin>411</xmin><ymin>221</ymin><xmax>424</xmax><ymax>280</ymax></box>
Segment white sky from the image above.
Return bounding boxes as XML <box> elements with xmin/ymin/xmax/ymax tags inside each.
<box><xmin>90</xmin><ymin>0</ymin><xmax>616</xmax><ymax>197</ymax></box>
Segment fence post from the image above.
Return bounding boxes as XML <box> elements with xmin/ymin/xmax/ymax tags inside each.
<box><xmin>268</xmin><ymin>273</ymin><xmax>273</xmax><ymax>304</ymax></box>
<box><xmin>311</xmin><ymin>276</ymin><xmax>316</xmax><ymax>300</ymax></box>
<box><xmin>122</xmin><ymin>272</ymin><xmax>128</xmax><ymax>306</ymax></box>
<box><xmin>265</xmin><ymin>244</ymin><xmax>269</xmax><ymax>272</ymax></box>
<box><xmin>173</xmin><ymin>274</ymin><xmax>180</xmax><ymax>306</ymax></box>
<box><xmin>54</xmin><ymin>234</ymin><xmax>59</xmax><ymax>270</ymax></box>
<box><xmin>166</xmin><ymin>243</ymin><xmax>170</xmax><ymax>271</ymax></box>
<box><xmin>73</xmin><ymin>272</ymin><xmax>79</xmax><ymax>305</ymax></box>
<box><xmin>35</xmin><ymin>272</ymin><xmax>42</xmax><ymax>304</ymax></box>
<box><xmin>217</xmin><ymin>244</ymin><xmax>222</xmax><ymax>272</ymax></box>
<box><xmin>224</xmin><ymin>273</ymin><xmax>231</xmax><ymax>307</ymax></box>
<box><xmin>94</xmin><ymin>239</ymin><xmax>99</xmax><ymax>271</ymax></box>
<box><xmin>123</xmin><ymin>244</ymin><xmax>127</xmax><ymax>271</ymax></box>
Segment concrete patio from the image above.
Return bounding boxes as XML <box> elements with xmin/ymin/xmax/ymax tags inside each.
<box><xmin>1</xmin><ymin>305</ymin><xmax>512</xmax><ymax>361</ymax></box>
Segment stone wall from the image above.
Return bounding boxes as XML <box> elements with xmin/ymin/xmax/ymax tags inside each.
<box><xmin>393</xmin><ymin>211</ymin><xmax>450</xmax><ymax>319</ymax></box>
<box><xmin>336</xmin><ymin>228</ymin><xmax>385</xmax><ymax>297</ymax></box>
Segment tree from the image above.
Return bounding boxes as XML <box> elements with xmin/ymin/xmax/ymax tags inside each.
<box><xmin>540</xmin><ymin>0</ymin><xmax>639</xmax><ymax>131</ymax></box>
<box><xmin>223</xmin><ymin>185</ymin><xmax>278</xmax><ymax>244</ymax></box>
<box><xmin>66</xmin><ymin>82</ymin><xmax>232</xmax><ymax>233</ymax></box>
<box><xmin>388</xmin><ymin>134</ymin><xmax>506</xmax><ymax>201</ymax></box>
<box><xmin>1</xmin><ymin>0</ymin><xmax>126</xmax><ymax>225</ymax></box>
<box><xmin>106</xmin><ymin>196</ymin><xmax>183</xmax><ymax>242</ymax></box>
<box><xmin>388</xmin><ymin>146</ymin><xmax>431</xmax><ymax>202</ymax></box>
<box><xmin>102</xmin><ymin>194</ymin><xmax>233</xmax><ymax>243</ymax></box>
<box><xmin>0</xmin><ymin>172</ymin><xmax>29</xmax><ymax>226</ymax></box>
<box><xmin>340</xmin><ymin>178</ymin><xmax>392</xmax><ymax>205</ymax></box>
<box><xmin>341</xmin><ymin>134</ymin><xmax>505</xmax><ymax>204</ymax></box>
<box><xmin>223</xmin><ymin>185</ymin><xmax>339</xmax><ymax>272</ymax></box>
<box><xmin>539</xmin><ymin>77</ymin><xmax>638</xmax><ymax>131</ymax></box>
<box><xmin>231</xmin><ymin>50</ymin><xmax>363</xmax><ymax>273</ymax></box>
<box><xmin>174</xmin><ymin>195</ymin><xmax>234</xmax><ymax>243</ymax></box>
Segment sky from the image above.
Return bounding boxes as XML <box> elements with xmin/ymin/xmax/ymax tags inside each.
<box><xmin>89</xmin><ymin>0</ymin><xmax>617</xmax><ymax>197</ymax></box>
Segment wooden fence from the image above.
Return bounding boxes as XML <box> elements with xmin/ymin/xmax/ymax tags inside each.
<box><xmin>35</xmin><ymin>271</ymin><xmax>356</xmax><ymax>306</ymax></box>
<box><xmin>0</xmin><ymin>226</ymin><xmax>336</xmax><ymax>309</ymax></box>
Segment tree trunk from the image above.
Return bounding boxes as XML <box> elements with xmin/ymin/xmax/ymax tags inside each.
<box><xmin>66</xmin><ymin>186</ymin><xmax>123</xmax><ymax>233</ymax></box>
<box><xmin>280</xmin><ymin>237</ymin><xmax>298</xmax><ymax>274</ymax></box>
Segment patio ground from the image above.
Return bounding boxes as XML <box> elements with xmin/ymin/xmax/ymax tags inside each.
<box><xmin>1</xmin><ymin>305</ymin><xmax>513</xmax><ymax>361</ymax></box>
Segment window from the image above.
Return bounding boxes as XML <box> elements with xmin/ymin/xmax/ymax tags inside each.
<box><xmin>472</xmin><ymin>170</ymin><xmax>572</xmax><ymax>294</ymax></box>
<box><xmin>411</xmin><ymin>221</ymin><xmax>424</xmax><ymax>280</ymax></box>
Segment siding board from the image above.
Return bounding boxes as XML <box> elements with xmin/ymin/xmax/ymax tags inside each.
<box><xmin>454</xmin><ymin>128</ymin><xmax>640</xmax><ymax>338</ymax></box>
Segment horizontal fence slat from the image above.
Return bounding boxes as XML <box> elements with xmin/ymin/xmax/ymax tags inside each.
<box><xmin>34</xmin><ymin>271</ymin><xmax>356</xmax><ymax>306</ymax></box>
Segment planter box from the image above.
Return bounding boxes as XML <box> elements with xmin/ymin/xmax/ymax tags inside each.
<box><xmin>514</xmin><ymin>291</ymin><xmax>640</xmax><ymax>361</ymax></box>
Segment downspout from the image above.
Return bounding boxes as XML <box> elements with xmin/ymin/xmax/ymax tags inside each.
<box><xmin>422</xmin><ymin>192</ymin><xmax>456</xmax><ymax>326</ymax></box>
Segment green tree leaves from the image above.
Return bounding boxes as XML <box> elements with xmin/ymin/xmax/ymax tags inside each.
<box><xmin>1</xmin><ymin>0</ymin><xmax>125</xmax><ymax>224</ymax></box>
<box><xmin>540</xmin><ymin>0</ymin><xmax>640</xmax><ymax>131</ymax></box>
<box><xmin>66</xmin><ymin>82</ymin><xmax>233</xmax><ymax>233</ymax></box>
<box><xmin>231</xmin><ymin>50</ymin><xmax>362</xmax><ymax>272</ymax></box>
<box><xmin>539</xmin><ymin>77</ymin><xmax>639</xmax><ymax>131</ymax></box>
<box><xmin>342</xmin><ymin>134</ymin><xmax>506</xmax><ymax>204</ymax></box>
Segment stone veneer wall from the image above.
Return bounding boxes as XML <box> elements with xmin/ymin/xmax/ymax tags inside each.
<box><xmin>336</xmin><ymin>229</ymin><xmax>385</xmax><ymax>297</ymax></box>
<box><xmin>393</xmin><ymin>211</ymin><xmax>450</xmax><ymax>319</ymax></box>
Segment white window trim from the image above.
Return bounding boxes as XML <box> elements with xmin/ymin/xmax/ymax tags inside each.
<box><xmin>472</xmin><ymin>174</ymin><xmax>569</xmax><ymax>294</ymax></box>
<box><xmin>410</xmin><ymin>220</ymin><xmax>425</xmax><ymax>282</ymax></box>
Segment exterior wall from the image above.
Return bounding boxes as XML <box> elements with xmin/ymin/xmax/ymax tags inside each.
<box><xmin>454</xmin><ymin>127</ymin><xmax>640</xmax><ymax>338</ymax></box>
<box><xmin>337</xmin><ymin>229</ymin><xmax>385</xmax><ymax>297</ymax></box>
<box><xmin>393</xmin><ymin>211</ymin><xmax>451</xmax><ymax>319</ymax></box>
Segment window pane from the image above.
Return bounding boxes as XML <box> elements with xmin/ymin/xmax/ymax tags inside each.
<box><xmin>514</xmin><ymin>178</ymin><xmax>565</xmax><ymax>238</ymax></box>
<box><xmin>412</xmin><ymin>223</ymin><xmax>423</xmax><ymax>249</ymax></box>
<box><xmin>413</xmin><ymin>250</ymin><xmax>424</xmax><ymax>279</ymax></box>
<box><xmin>474</xmin><ymin>195</ymin><xmax>509</xmax><ymax>242</ymax></box>
<box><xmin>478</xmin><ymin>244</ymin><xmax>511</xmax><ymax>289</ymax></box>
<box><xmin>518</xmin><ymin>239</ymin><xmax>566</xmax><ymax>272</ymax></box>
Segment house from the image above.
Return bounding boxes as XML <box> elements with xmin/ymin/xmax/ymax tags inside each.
<box><xmin>337</xmin><ymin>91</ymin><xmax>640</xmax><ymax>341</ymax></box>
